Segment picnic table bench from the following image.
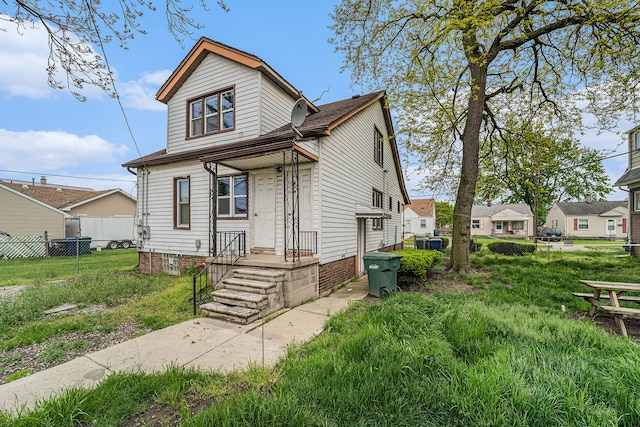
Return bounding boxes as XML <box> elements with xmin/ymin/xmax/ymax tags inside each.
<box><xmin>575</xmin><ymin>280</ymin><xmax>640</xmax><ymax>337</ymax></box>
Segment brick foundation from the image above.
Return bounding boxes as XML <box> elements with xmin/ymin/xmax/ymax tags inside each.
<box><xmin>319</xmin><ymin>256</ymin><xmax>356</xmax><ymax>296</ymax></box>
<box><xmin>138</xmin><ymin>251</ymin><xmax>208</xmax><ymax>276</ymax></box>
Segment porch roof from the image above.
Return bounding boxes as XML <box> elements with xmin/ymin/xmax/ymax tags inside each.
<box><xmin>355</xmin><ymin>204</ymin><xmax>392</xmax><ymax>219</ymax></box>
<box><xmin>199</xmin><ymin>140</ymin><xmax>318</xmax><ymax>171</ymax></box>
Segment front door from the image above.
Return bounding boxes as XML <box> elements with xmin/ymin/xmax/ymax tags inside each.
<box><xmin>606</xmin><ymin>219</ymin><xmax>617</xmax><ymax>238</ymax></box>
<box><xmin>253</xmin><ymin>172</ymin><xmax>276</xmax><ymax>249</ymax></box>
<box><xmin>357</xmin><ymin>218</ymin><xmax>367</xmax><ymax>275</ymax></box>
<box><xmin>495</xmin><ymin>221</ymin><xmax>503</xmax><ymax>234</ymax></box>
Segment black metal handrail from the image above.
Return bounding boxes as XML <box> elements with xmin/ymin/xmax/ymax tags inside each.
<box><xmin>299</xmin><ymin>231</ymin><xmax>318</xmax><ymax>255</ymax></box>
<box><xmin>192</xmin><ymin>231</ymin><xmax>246</xmax><ymax>314</ymax></box>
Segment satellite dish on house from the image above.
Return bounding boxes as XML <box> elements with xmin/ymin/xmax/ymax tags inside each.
<box><xmin>291</xmin><ymin>98</ymin><xmax>308</xmax><ymax>128</ymax></box>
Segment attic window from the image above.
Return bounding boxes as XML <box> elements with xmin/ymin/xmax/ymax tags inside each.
<box><xmin>188</xmin><ymin>88</ymin><xmax>235</xmax><ymax>137</ymax></box>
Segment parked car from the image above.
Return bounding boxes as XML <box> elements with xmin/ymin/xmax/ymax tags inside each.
<box><xmin>538</xmin><ymin>227</ymin><xmax>562</xmax><ymax>241</ymax></box>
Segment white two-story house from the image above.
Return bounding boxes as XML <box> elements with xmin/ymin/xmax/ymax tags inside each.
<box><xmin>123</xmin><ymin>38</ymin><xmax>409</xmax><ymax>321</ymax></box>
<box><xmin>615</xmin><ymin>126</ymin><xmax>640</xmax><ymax>254</ymax></box>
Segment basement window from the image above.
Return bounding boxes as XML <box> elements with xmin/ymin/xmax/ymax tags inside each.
<box><xmin>162</xmin><ymin>253</ymin><xmax>180</xmax><ymax>274</ymax></box>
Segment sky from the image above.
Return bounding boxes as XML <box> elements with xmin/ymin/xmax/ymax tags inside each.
<box><xmin>0</xmin><ymin>1</ymin><xmax>633</xmax><ymax>202</ymax></box>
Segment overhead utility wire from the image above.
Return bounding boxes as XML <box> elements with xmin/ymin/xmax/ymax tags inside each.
<box><xmin>0</xmin><ymin>169</ymin><xmax>135</xmax><ymax>183</ymax></box>
<box><xmin>84</xmin><ymin>0</ymin><xmax>147</xmax><ymax>168</ymax></box>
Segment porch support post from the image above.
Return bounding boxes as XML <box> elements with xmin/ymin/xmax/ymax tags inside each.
<box><xmin>283</xmin><ymin>149</ymin><xmax>300</xmax><ymax>262</ymax></box>
<box><xmin>203</xmin><ymin>162</ymin><xmax>218</xmax><ymax>256</ymax></box>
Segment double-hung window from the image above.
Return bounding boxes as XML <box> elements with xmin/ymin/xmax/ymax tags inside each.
<box><xmin>472</xmin><ymin>219</ymin><xmax>481</xmax><ymax>229</ymax></box>
<box><xmin>374</xmin><ymin>127</ymin><xmax>384</xmax><ymax>166</ymax></box>
<box><xmin>218</xmin><ymin>175</ymin><xmax>248</xmax><ymax>218</ymax></box>
<box><xmin>174</xmin><ymin>177</ymin><xmax>190</xmax><ymax>228</ymax></box>
<box><xmin>578</xmin><ymin>219</ymin><xmax>589</xmax><ymax>230</ymax></box>
<box><xmin>634</xmin><ymin>132</ymin><xmax>640</xmax><ymax>151</ymax></box>
<box><xmin>635</xmin><ymin>190</ymin><xmax>640</xmax><ymax>211</ymax></box>
<box><xmin>189</xmin><ymin>88</ymin><xmax>235</xmax><ymax>137</ymax></box>
<box><xmin>372</xmin><ymin>189</ymin><xmax>383</xmax><ymax>230</ymax></box>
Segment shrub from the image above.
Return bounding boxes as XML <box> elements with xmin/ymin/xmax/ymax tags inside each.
<box><xmin>487</xmin><ymin>241</ymin><xmax>536</xmax><ymax>256</ymax></box>
<box><xmin>392</xmin><ymin>249</ymin><xmax>442</xmax><ymax>284</ymax></box>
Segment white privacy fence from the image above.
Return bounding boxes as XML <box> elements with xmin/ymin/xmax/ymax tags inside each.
<box><xmin>0</xmin><ymin>235</ymin><xmax>47</xmax><ymax>259</ymax></box>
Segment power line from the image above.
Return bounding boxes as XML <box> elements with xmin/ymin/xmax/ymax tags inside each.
<box><xmin>0</xmin><ymin>169</ymin><xmax>135</xmax><ymax>183</ymax></box>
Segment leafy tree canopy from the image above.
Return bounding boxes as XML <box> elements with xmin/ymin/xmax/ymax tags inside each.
<box><xmin>1</xmin><ymin>1</ymin><xmax>229</xmax><ymax>100</ymax></box>
<box><xmin>435</xmin><ymin>201</ymin><xmax>454</xmax><ymax>229</ymax></box>
<box><xmin>331</xmin><ymin>0</ymin><xmax>640</xmax><ymax>271</ymax></box>
<box><xmin>476</xmin><ymin>121</ymin><xmax>612</xmax><ymax>225</ymax></box>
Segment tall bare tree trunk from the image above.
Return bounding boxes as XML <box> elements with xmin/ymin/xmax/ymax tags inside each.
<box><xmin>449</xmin><ymin>59</ymin><xmax>488</xmax><ymax>272</ymax></box>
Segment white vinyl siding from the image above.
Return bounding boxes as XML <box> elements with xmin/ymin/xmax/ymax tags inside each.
<box><xmin>319</xmin><ymin>102</ymin><xmax>405</xmax><ymax>264</ymax></box>
<box><xmin>259</xmin><ymin>77</ymin><xmax>298</xmax><ymax>134</ymax></box>
<box><xmin>141</xmin><ymin>160</ymin><xmax>249</xmax><ymax>256</ymax></box>
<box><xmin>165</xmin><ymin>54</ymin><xmax>261</xmax><ymax>154</ymax></box>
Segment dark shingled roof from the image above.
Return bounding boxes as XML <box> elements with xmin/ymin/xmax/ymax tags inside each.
<box><xmin>123</xmin><ymin>91</ymin><xmax>385</xmax><ymax>168</ymax></box>
<box><xmin>554</xmin><ymin>201</ymin><xmax>627</xmax><ymax>216</ymax></box>
<box><xmin>615</xmin><ymin>168</ymin><xmax>640</xmax><ymax>187</ymax></box>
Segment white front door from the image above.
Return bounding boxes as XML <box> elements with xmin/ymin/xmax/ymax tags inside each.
<box><xmin>253</xmin><ymin>172</ymin><xmax>276</xmax><ymax>249</ymax></box>
<box><xmin>357</xmin><ymin>218</ymin><xmax>366</xmax><ymax>275</ymax></box>
<box><xmin>495</xmin><ymin>221</ymin><xmax>503</xmax><ymax>234</ymax></box>
<box><xmin>606</xmin><ymin>219</ymin><xmax>616</xmax><ymax>238</ymax></box>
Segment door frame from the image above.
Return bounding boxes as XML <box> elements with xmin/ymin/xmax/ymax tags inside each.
<box><xmin>251</xmin><ymin>171</ymin><xmax>276</xmax><ymax>250</ymax></box>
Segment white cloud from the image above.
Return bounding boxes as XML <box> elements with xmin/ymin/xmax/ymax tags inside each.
<box><xmin>0</xmin><ymin>129</ymin><xmax>128</xmax><ymax>170</ymax></box>
<box><xmin>0</xmin><ymin>17</ymin><xmax>106</xmax><ymax>100</ymax></box>
<box><xmin>120</xmin><ymin>70</ymin><xmax>171</xmax><ymax>111</ymax></box>
<box><xmin>0</xmin><ymin>20</ymin><xmax>52</xmax><ymax>97</ymax></box>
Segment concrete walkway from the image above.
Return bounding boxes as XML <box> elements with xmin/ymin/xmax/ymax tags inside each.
<box><xmin>0</xmin><ymin>278</ymin><xmax>370</xmax><ymax>414</ymax></box>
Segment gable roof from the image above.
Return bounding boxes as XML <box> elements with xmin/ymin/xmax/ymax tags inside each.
<box><xmin>124</xmin><ymin>90</ymin><xmax>409</xmax><ymax>204</ymax></box>
<box><xmin>0</xmin><ymin>182</ymin><xmax>133</xmax><ymax>211</ymax></box>
<box><xmin>471</xmin><ymin>203</ymin><xmax>533</xmax><ymax>217</ymax></box>
<box><xmin>156</xmin><ymin>37</ymin><xmax>318</xmax><ymax>113</ymax></box>
<box><xmin>404</xmin><ymin>199</ymin><xmax>435</xmax><ymax>217</ymax></box>
<box><xmin>553</xmin><ymin>201</ymin><xmax>628</xmax><ymax>216</ymax></box>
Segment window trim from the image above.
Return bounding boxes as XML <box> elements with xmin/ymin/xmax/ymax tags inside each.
<box><xmin>634</xmin><ymin>132</ymin><xmax>640</xmax><ymax>151</ymax></box>
<box><xmin>217</xmin><ymin>174</ymin><xmax>248</xmax><ymax>219</ymax></box>
<box><xmin>372</xmin><ymin>188</ymin><xmax>384</xmax><ymax>230</ymax></box>
<box><xmin>374</xmin><ymin>127</ymin><xmax>384</xmax><ymax>167</ymax></box>
<box><xmin>578</xmin><ymin>218</ymin><xmax>589</xmax><ymax>230</ymax></box>
<box><xmin>472</xmin><ymin>219</ymin><xmax>482</xmax><ymax>229</ymax></box>
<box><xmin>187</xmin><ymin>86</ymin><xmax>235</xmax><ymax>138</ymax></box>
<box><xmin>635</xmin><ymin>190</ymin><xmax>640</xmax><ymax>211</ymax></box>
<box><xmin>174</xmin><ymin>176</ymin><xmax>190</xmax><ymax>229</ymax></box>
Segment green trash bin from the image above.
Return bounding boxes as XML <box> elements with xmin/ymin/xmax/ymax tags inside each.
<box><xmin>363</xmin><ymin>252</ymin><xmax>404</xmax><ymax>297</ymax></box>
<box><xmin>79</xmin><ymin>237</ymin><xmax>92</xmax><ymax>255</ymax></box>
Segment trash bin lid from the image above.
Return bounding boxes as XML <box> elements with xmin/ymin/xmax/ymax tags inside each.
<box><xmin>363</xmin><ymin>251</ymin><xmax>403</xmax><ymax>260</ymax></box>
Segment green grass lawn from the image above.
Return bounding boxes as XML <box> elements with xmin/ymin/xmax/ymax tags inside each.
<box><xmin>3</xmin><ymin>250</ymin><xmax>640</xmax><ymax>426</ymax></box>
<box><xmin>0</xmin><ymin>249</ymin><xmax>140</xmax><ymax>286</ymax></box>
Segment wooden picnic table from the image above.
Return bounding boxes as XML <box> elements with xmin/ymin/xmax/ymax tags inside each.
<box><xmin>574</xmin><ymin>280</ymin><xmax>640</xmax><ymax>337</ymax></box>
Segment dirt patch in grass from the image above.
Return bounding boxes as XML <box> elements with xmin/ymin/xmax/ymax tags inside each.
<box><xmin>0</xmin><ymin>321</ymin><xmax>151</xmax><ymax>385</ymax></box>
<box><xmin>566</xmin><ymin>311</ymin><xmax>640</xmax><ymax>343</ymax></box>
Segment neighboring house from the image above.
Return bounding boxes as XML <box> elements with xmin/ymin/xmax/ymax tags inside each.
<box><xmin>545</xmin><ymin>201</ymin><xmax>628</xmax><ymax>240</ymax></box>
<box><xmin>0</xmin><ymin>178</ymin><xmax>136</xmax><ymax>239</ymax></box>
<box><xmin>615</xmin><ymin>125</ymin><xmax>640</xmax><ymax>255</ymax></box>
<box><xmin>403</xmin><ymin>199</ymin><xmax>436</xmax><ymax>236</ymax></box>
<box><xmin>470</xmin><ymin>202</ymin><xmax>534</xmax><ymax>237</ymax></box>
<box><xmin>122</xmin><ymin>37</ymin><xmax>409</xmax><ymax>311</ymax></box>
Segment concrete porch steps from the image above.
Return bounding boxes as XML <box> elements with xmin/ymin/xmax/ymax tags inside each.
<box><xmin>199</xmin><ymin>302</ymin><xmax>260</xmax><ymax>325</ymax></box>
<box><xmin>211</xmin><ymin>288</ymin><xmax>268</xmax><ymax>309</ymax></box>
<box><xmin>202</xmin><ymin>267</ymin><xmax>286</xmax><ymax>324</ymax></box>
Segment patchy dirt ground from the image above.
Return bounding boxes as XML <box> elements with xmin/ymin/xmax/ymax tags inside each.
<box><xmin>0</xmin><ymin>321</ymin><xmax>150</xmax><ymax>385</ymax></box>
